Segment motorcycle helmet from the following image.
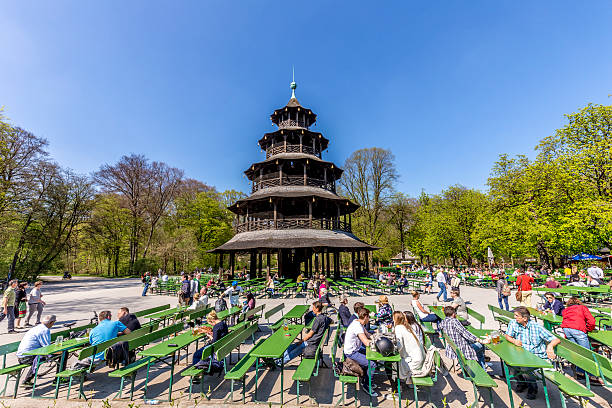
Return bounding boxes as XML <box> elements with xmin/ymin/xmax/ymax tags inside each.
<box><xmin>375</xmin><ymin>337</ymin><xmax>395</xmax><ymax>357</ymax></box>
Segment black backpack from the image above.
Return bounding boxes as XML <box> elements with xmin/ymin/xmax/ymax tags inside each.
<box><xmin>215</xmin><ymin>298</ymin><xmax>227</xmax><ymax>312</ymax></box>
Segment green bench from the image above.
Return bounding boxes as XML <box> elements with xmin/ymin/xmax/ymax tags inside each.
<box><xmin>487</xmin><ymin>304</ymin><xmax>513</xmax><ymax>329</ymax></box>
<box><xmin>224</xmin><ymin>338</ymin><xmax>266</xmax><ymax>403</ymax></box>
<box><xmin>264</xmin><ymin>303</ymin><xmax>286</xmax><ymax>330</ymax></box>
<box><xmin>411</xmin><ymin>335</ymin><xmax>442</xmax><ymax>408</ymax></box>
<box><xmin>108</xmin><ymin>322</ymin><xmax>184</xmax><ymax>400</ymax></box>
<box><xmin>330</xmin><ymin>327</ymin><xmax>358</xmax><ymax>407</ymax></box>
<box><xmin>53</xmin><ymin>322</ymin><xmax>162</xmax><ymax>400</ymax></box>
<box><xmin>466</xmin><ymin>307</ymin><xmax>485</xmax><ymax>329</ymax></box>
<box><xmin>293</xmin><ymin>328</ymin><xmax>329</xmax><ymax>404</ymax></box>
<box><xmin>0</xmin><ymin>341</ymin><xmax>30</xmax><ymax>398</ymax></box>
<box><xmin>443</xmin><ymin>333</ymin><xmax>496</xmax><ymax>407</ymax></box>
<box><xmin>181</xmin><ymin>322</ymin><xmax>258</xmax><ymax>399</ymax></box>
<box><xmin>135</xmin><ymin>304</ymin><xmax>171</xmax><ymax>318</ymax></box>
<box><xmin>554</xmin><ymin>334</ymin><xmax>612</xmax><ymax>389</ymax></box>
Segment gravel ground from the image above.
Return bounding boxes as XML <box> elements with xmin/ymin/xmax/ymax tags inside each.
<box><xmin>0</xmin><ymin>277</ymin><xmax>608</xmax><ymax>408</ymax></box>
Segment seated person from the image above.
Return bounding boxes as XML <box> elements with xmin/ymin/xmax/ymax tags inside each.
<box><xmin>393</xmin><ymin>311</ymin><xmax>425</xmax><ymax>383</ymax></box>
<box><xmin>118</xmin><ymin>307</ymin><xmax>141</xmax><ymax>331</ymax></box>
<box><xmin>242</xmin><ymin>292</ymin><xmax>255</xmax><ymax>314</ymax></box>
<box><xmin>343</xmin><ymin>307</ymin><xmax>377</xmax><ymax>397</ymax></box>
<box><xmin>375</xmin><ymin>295</ymin><xmax>393</xmax><ymax>326</ymax></box>
<box><xmin>542</xmin><ymin>292</ymin><xmax>564</xmax><ymax>316</ymax></box>
<box><xmin>187</xmin><ymin>293</ymin><xmax>208</xmax><ymax>311</ymax></box>
<box><xmin>411</xmin><ymin>291</ymin><xmax>441</xmax><ymax>326</ymax></box>
<box><xmin>16</xmin><ymin>315</ymin><xmax>57</xmax><ymax>386</ymax></box>
<box><xmin>73</xmin><ymin>310</ymin><xmax>130</xmax><ymax>368</ymax></box>
<box><xmin>279</xmin><ymin>301</ymin><xmax>330</xmax><ymax>364</ymax></box>
<box><xmin>544</xmin><ymin>276</ymin><xmax>561</xmax><ymax>289</ymax></box>
<box><xmin>439</xmin><ymin>306</ymin><xmax>489</xmax><ymax>369</ymax></box>
<box><xmin>505</xmin><ymin>306</ymin><xmax>560</xmax><ymax>400</ymax></box>
<box><xmin>192</xmin><ymin>310</ymin><xmax>228</xmax><ymax>377</ymax></box>
<box><xmin>449</xmin><ymin>290</ymin><xmax>469</xmax><ymax>323</ymax></box>
<box><xmin>338</xmin><ymin>296</ymin><xmax>352</xmax><ymax>328</ymax></box>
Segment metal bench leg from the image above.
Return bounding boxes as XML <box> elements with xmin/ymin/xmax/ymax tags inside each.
<box><xmin>130</xmin><ymin>374</ymin><xmax>137</xmax><ymax>401</ymax></box>
<box><xmin>188</xmin><ymin>377</ymin><xmax>193</xmax><ymax>399</ymax></box>
<box><xmin>414</xmin><ymin>385</ymin><xmax>419</xmax><ymax>408</ymax></box>
<box><xmin>1</xmin><ymin>373</ymin><xmax>9</xmax><ymax>397</ymax></box>
<box><xmin>296</xmin><ymin>380</ymin><xmax>300</xmax><ymax>405</ymax></box>
<box><xmin>79</xmin><ymin>375</ymin><xmax>87</xmax><ymax>400</ymax></box>
<box><xmin>67</xmin><ymin>376</ymin><xmax>74</xmax><ymax>400</ymax></box>
<box><xmin>12</xmin><ymin>371</ymin><xmax>22</xmax><ymax>399</ymax></box>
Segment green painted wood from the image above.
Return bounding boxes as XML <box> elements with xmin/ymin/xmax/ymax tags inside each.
<box><xmin>366</xmin><ymin>347</ymin><xmax>401</xmax><ymax>362</ymax></box>
<box><xmin>589</xmin><ymin>330</ymin><xmax>612</xmax><ymax>348</ymax></box>
<box><xmin>139</xmin><ymin>331</ymin><xmax>207</xmax><ymax>358</ymax></box>
<box><xmin>543</xmin><ymin>370</ymin><xmax>594</xmax><ymax>397</ymax></box>
<box><xmin>485</xmin><ymin>338</ymin><xmax>552</xmax><ymax>369</ymax></box>
<box><xmin>283</xmin><ymin>305</ymin><xmax>309</xmax><ymax>320</ymax></box>
<box><xmin>264</xmin><ymin>303</ymin><xmax>284</xmax><ymax>320</ymax></box>
<box><xmin>108</xmin><ymin>357</ymin><xmax>153</xmax><ymax>377</ymax></box>
<box><xmin>0</xmin><ymin>364</ymin><xmax>29</xmax><ymax>375</ymax></box>
<box><xmin>464</xmin><ymin>360</ymin><xmax>497</xmax><ymax>387</ymax></box>
<box><xmin>250</xmin><ymin>324</ymin><xmax>304</xmax><ymax>359</ymax></box>
<box><xmin>23</xmin><ymin>338</ymin><xmax>89</xmax><ymax>356</ymax></box>
<box><xmin>135</xmin><ymin>304</ymin><xmax>171</xmax><ymax>317</ymax></box>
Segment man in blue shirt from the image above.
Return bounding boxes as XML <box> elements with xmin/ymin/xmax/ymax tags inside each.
<box><xmin>17</xmin><ymin>314</ymin><xmax>56</xmax><ymax>386</ymax></box>
<box><xmin>73</xmin><ymin>310</ymin><xmax>130</xmax><ymax>368</ymax></box>
<box><xmin>505</xmin><ymin>306</ymin><xmax>560</xmax><ymax>400</ymax></box>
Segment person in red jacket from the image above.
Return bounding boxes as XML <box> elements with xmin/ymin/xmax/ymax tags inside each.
<box><xmin>516</xmin><ymin>268</ymin><xmax>534</xmax><ymax>307</ymax></box>
<box><xmin>561</xmin><ymin>296</ymin><xmax>596</xmax><ymax>377</ymax></box>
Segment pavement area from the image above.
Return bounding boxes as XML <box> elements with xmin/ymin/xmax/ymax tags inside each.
<box><xmin>0</xmin><ymin>276</ymin><xmax>609</xmax><ymax>407</ymax></box>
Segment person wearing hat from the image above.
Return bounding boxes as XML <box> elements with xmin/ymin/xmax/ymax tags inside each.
<box><xmin>375</xmin><ymin>295</ymin><xmax>393</xmax><ymax>326</ymax></box>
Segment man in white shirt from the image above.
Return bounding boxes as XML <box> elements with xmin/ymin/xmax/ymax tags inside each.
<box><xmin>223</xmin><ymin>281</ymin><xmax>243</xmax><ymax>324</ymax></box>
<box><xmin>587</xmin><ymin>264</ymin><xmax>604</xmax><ymax>284</ymax></box>
<box><xmin>17</xmin><ymin>315</ymin><xmax>56</xmax><ymax>386</ymax></box>
<box><xmin>343</xmin><ymin>308</ymin><xmax>377</xmax><ymax>396</ymax></box>
<box><xmin>161</xmin><ymin>273</ymin><xmax>169</xmax><ymax>282</ymax></box>
<box><xmin>436</xmin><ymin>270</ymin><xmax>449</xmax><ymax>302</ymax></box>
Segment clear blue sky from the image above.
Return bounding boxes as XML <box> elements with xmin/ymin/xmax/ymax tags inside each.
<box><xmin>1</xmin><ymin>2</ymin><xmax>611</xmax><ymax>197</ymax></box>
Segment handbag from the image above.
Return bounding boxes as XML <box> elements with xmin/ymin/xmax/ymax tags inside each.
<box><xmin>515</xmin><ymin>276</ymin><xmax>522</xmax><ymax>301</ymax></box>
<box><xmin>502</xmin><ymin>284</ymin><xmax>511</xmax><ymax>297</ymax></box>
<box><xmin>341</xmin><ymin>357</ymin><xmax>364</xmax><ymax>377</ymax></box>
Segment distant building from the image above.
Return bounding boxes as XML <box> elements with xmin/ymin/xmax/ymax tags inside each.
<box><xmin>391</xmin><ymin>250</ymin><xmax>418</xmax><ymax>266</ymax></box>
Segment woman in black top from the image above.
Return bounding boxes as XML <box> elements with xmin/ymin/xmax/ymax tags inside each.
<box><xmin>14</xmin><ymin>282</ymin><xmax>28</xmax><ymax>329</ymax></box>
<box><xmin>192</xmin><ymin>310</ymin><xmax>228</xmax><ymax>366</ymax></box>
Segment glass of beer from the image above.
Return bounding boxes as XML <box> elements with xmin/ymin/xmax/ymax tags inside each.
<box><xmin>491</xmin><ymin>331</ymin><xmax>500</xmax><ymax>344</ymax></box>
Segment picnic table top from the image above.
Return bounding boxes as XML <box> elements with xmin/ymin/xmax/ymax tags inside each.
<box><xmin>283</xmin><ymin>305</ymin><xmax>309</xmax><ymax>320</ymax></box>
<box><xmin>527</xmin><ymin>308</ymin><xmax>563</xmax><ymax>325</ymax></box>
<box><xmin>366</xmin><ymin>347</ymin><xmax>401</xmax><ymax>362</ymax></box>
<box><xmin>485</xmin><ymin>338</ymin><xmax>553</xmax><ymax>369</ymax></box>
<box><xmin>139</xmin><ymin>330</ymin><xmax>205</xmax><ymax>358</ymax></box>
<box><xmin>24</xmin><ymin>338</ymin><xmax>89</xmax><ymax>356</ymax></box>
<box><xmin>250</xmin><ymin>324</ymin><xmax>304</xmax><ymax>359</ymax></box>
<box><xmin>588</xmin><ymin>330</ymin><xmax>612</xmax><ymax>347</ymax></box>
<box><xmin>217</xmin><ymin>306</ymin><xmax>241</xmax><ymax>320</ymax></box>
<box><xmin>364</xmin><ymin>305</ymin><xmax>376</xmax><ymax>313</ymax></box>
<box><xmin>147</xmin><ymin>306</ymin><xmax>184</xmax><ymax>319</ymax></box>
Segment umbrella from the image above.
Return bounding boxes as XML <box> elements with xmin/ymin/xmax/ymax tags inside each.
<box><xmin>570</xmin><ymin>253</ymin><xmax>603</xmax><ymax>261</ymax></box>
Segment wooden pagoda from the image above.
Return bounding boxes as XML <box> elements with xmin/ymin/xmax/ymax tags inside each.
<box><xmin>212</xmin><ymin>81</ymin><xmax>377</xmax><ymax>279</ymax></box>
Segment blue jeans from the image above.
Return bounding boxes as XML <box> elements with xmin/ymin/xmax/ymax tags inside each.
<box><xmin>281</xmin><ymin>341</ymin><xmax>306</xmax><ymax>364</ymax></box>
<box><xmin>437</xmin><ymin>282</ymin><xmax>448</xmax><ymax>301</ymax></box>
<box><xmin>498</xmin><ymin>295</ymin><xmax>509</xmax><ymax>310</ymax></box>
<box><xmin>563</xmin><ymin>328</ymin><xmax>591</xmax><ymax>374</ymax></box>
<box><xmin>142</xmin><ymin>283</ymin><xmax>149</xmax><ymax>296</ymax></box>
<box><xmin>471</xmin><ymin>342</ymin><xmax>486</xmax><ymax>368</ymax></box>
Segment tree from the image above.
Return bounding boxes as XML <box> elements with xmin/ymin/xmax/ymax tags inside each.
<box><xmin>387</xmin><ymin>193</ymin><xmax>418</xmax><ymax>258</ymax></box>
<box><xmin>339</xmin><ymin>147</ymin><xmax>398</xmax><ymax>248</ymax></box>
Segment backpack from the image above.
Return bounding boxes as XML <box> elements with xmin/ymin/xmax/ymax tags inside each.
<box><xmin>141</xmin><ymin>276</ymin><xmax>146</xmax><ymax>283</ymax></box>
<box><xmin>215</xmin><ymin>298</ymin><xmax>227</xmax><ymax>312</ymax></box>
<box><xmin>501</xmin><ymin>283</ymin><xmax>511</xmax><ymax>296</ymax></box>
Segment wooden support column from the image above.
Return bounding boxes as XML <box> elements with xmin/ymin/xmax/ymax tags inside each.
<box><xmin>365</xmin><ymin>250</ymin><xmax>370</xmax><ymax>273</ymax></box>
<box><xmin>258</xmin><ymin>252</ymin><xmax>263</xmax><ymax>277</ymax></box>
<box><xmin>351</xmin><ymin>251</ymin><xmax>356</xmax><ymax>280</ymax></box>
<box><xmin>356</xmin><ymin>251</ymin><xmax>361</xmax><ymax>278</ymax></box>
<box><xmin>303</xmin><ymin>163</ymin><xmax>307</xmax><ymax>186</ymax></box>
<box><xmin>324</xmin><ymin>168</ymin><xmax>327</xmax><ymax>185</ymax></box>
<box><xmin>278</xmin><ymin>164</ymin><xmax>283</xmax><ymax>186</ymax></box>
<box><xmin>314</xmin><ymin>253</ymin><xmax>319</xmax><ymax>276</ymax></box>
<box><xmin>326</xmin><ymin>251</ymin><xmax>331</xmax><ymax>276</ymax></box>
<box><xmin>320</xmin><ymin>251</ymin><xmax>325</xmax><ymax>275</ymax></box>
<box><xmin>299</xmin><ymin>135</ymin><xmax>303</xmax><ymax>152</ymax></box>
<box><xmin>308</xmin><ymin>200</ymin><xmax>313</xmax><ymax>227</ymax></box>
<box><xmin>308</xmin><ymin>251</ymin><xmax>313</xmax><ymax>276</ymax></box>
<box><xmin>266</xmin><ymin>251</ymin><xmax>271</xmax><ymax>280</ymax></box>
<box><xmin>334</xmin><ymin>252</ymin><xmax>340</xmax><ymax>280</ymax></box>
<box><xmin>273</xmin><ymin>201</ymin><xmax>277</xmax><ymax>228</ymax></box>
<box><xmin>277</xmin><ymin>249</ymin><xmax>283</xmax><ymax>278</ymax></box>
<box><xmin>250</xmin><ymin>252</ymin><xmax>257</xmax><ymax>278</ymax></box>
<box><xmin>246</xmin><ymin>206</ymin><xmax>250</xmax><ymax>232</ymax></box>
<box><xmin>230</xmin><ymin>253</ymin><xmax>235</xmax><ymax>278</ymax></box>
<box><xmin>219</xmin><ymin>253</ymin><xmax>224</xmax><ymax>276</ymax></box>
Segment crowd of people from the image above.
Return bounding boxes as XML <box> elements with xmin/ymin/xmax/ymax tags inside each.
<box><xmin>0</xmin><ymin>280</ymin><xmax>46</xmax><ymax>334</ymax></box>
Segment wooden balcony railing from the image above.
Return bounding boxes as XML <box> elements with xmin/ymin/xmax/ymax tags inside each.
<box><xmin>278</xmin><ymin>119</ymin><xmax>307</xmax><ymax>129</ymax></box>
<box><xmin>266</xmin><ymin>144</ymin><xmax>317</xmax><ymax>159</ymax></box>
<box><xmin>235</xmin><ymin>218</ymin><xmax>351</xmax><ymax>234</ymax></box>
<box><xmin>252</xmin><ymin>176</ymin><xmax>335</xmax><ymax>193</ymax></box>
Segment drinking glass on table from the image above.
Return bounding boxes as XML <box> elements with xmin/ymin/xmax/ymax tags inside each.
<box><xmin>55</xmin><ymin>335</ymin><xmax>64</xmax><ymax>346</ymax></box>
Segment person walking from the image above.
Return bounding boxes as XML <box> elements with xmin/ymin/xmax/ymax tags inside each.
<box><xmin>496</xmin><ymin>275</ymin><xmax>510</xmax><ymax>311</ymax></box>
<box><xmin>516</xmin><ymin>268</ymin><xmax>534</xmax><ymax>307</ymax></box>
<box><xmin>141</xmin><ymin>272</ymin><xmax>151</xmax><ymax>296</ymax></box>
<box><xmin>26</xmin><ymin>281</ymin><xmax>45</xmax><ymax>327</ymax></box>
<box><xmin>435</xmin><ymin>269</ymin><xmax>449</xmax><ymax>302</ymax></box>
<box><xmin>14</xmin><ymin>282</ymin><xmax>29</xmax><ymax>329</ymax></box>
<box><xmin>0</xmin><ymin>280</ymin><xmax>18</xmax><ymax>333</ymax></box>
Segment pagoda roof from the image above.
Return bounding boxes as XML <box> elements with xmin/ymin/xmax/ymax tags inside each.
<box><xmin>228</xmin><ymin>186</ymin><xmax>359</xmax><ymax>212</ymax></box>
<box><xmin>258</xmin><ymin>129</ymin><xmax>329</xmax><ymax>148</ymax></box>
<box><xmin>210</xmin><ymin>229</ymin><xmax>378</xmax><ymax>253</ymax></box>
<box><xmin>244</xmin><ymin>154</ymin><xmax>343</xmax><ymax>179</ymax></box>
<box><xmin>286</xmin><ymin>97</ymin><xmax>302</xmax><ymax>108</ymax></box>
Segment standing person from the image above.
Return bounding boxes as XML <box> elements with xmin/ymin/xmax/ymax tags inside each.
<box><xmin>436</xmin><ymin>269</ymin><xmax>449</xmax><ymax>302</ymax></box>
<box><xmin>393</xmin><ymin>311</ymin><xmax>425</xmax><ymax>384</ymax></box>
<box><xmin>162</xmin><ymin>272</ymin><xmax>169</xmax><ymax>282</ymax></box>
<box><xmin>338</xmin><ymin>296</ymin><xmax>352</xmax><ymax>328</ymax></box>
<box><xmin>224</xmin><ymin>281</ymin><xmax>243</xmax><ymax>324</ymax></box>
<box><xmin>496</xmin><ymin>275</ymin><xmax>510</xmax><ymax>311</ymax></box>
<box><xmin>343</xmin><ymin>308</ymin><xmax>378</xmax><ymax>397</ymax></box>
<box><xmin>26</xmin><ymin>281</ymin><xmax>45</xmax><ymax>327</ymax></box>
<box><xmin>411</xmin><ymin>291</ymin><xmax>441</xmax><ymax>326</ymax></box>
<box><xmin>0</xmin><ymin>280</ymin><xmax>18</xmax><ymax>333</ymax></box>
<box><xmin>440</xmin><ymin>306</ymin><xmax>489</xmax><ymax>369</ymax></box>
<box><xmin>16</xmin><ymin>315</ymin><xmax>57</xmax><ymax>387</ymax></box>
<box><xmin>141</xmin><ymin>272</ymin><xmax>151</xmax><ymax>296</ymax></box>
<box><xmin>14</xmin><ymin>282</ymin><xmax>29</xmax><ymax>329</ymax></box>
<box><xmin>560</xmin><ymin>297</ymin><xmax>596</xmax><ymax>379</ymax></box>
<box><xmin>505</xmin><ymin>307</ymin><xmax>560</xmax><ymax>400</ymax></box>
<box><xmin>266</xmin><ymin>275</ymin><xmax>275</xmax><ymax>297</ymax></box>
<box><xmin>191</xmin><ymin>274</ymin><xmax>200</xmax><ymax>301</ymax></box>
<box><xmin>179</xmin><ymin>274</ymin><xmax>191</xmax><ymax>306</ymax></box>
<box><xmin>516</xmin><ymin>268</ymin><xmax>535</xmax><ymax>307</ymax></box>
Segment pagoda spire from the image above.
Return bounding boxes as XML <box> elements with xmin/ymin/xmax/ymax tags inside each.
<box><xmin>290</xmin><ymin>66</ymin><xmax>297</xmax><ymax>99</ymax></box>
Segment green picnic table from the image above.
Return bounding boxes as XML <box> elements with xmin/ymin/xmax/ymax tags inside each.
<box><xmin>217</xmin><ymin>306</ymin><xmax>241</xmax><ymax>320</ymax></box>
<box><xmin>484</xmin><ymin>336</ymin><xmax>553</xmax><ymax>408</ymax></box>
<box><xmin>147</xmin><ymin>306</ymin><xmax>184</xmax><ymax>321</ymax></box>
<box><xmin>365</xmin><ymin>348</ymin><xmax>402</xmax><ymax>408</ymax></box>
<box><xmin>588</xmin><ymin>330</ymin><xmax>612</xmax><ymax>348</ymax></box>
<box><xmin>250</xmin><ymin>324</ymin><xmax>304</xmax><ymax>405</ymax></box>
<box><xmin>364</xmin><ymin>305</ymin><xmax>376</xmax><ymax>314</ymax></box>
<box><xmin>24</xmin><ymin>337</ymin><xmax>90</xmax><ymax>399</ymax></box>
<box><xmin>527</xmin><ymin>308</ymin><xmax>563</xmax><ymax>331</ymax></box>
<box><xmin>139</xmin><ymin>330</ymin><xmax>206</xmax><ymax>401</ymax></box>
<box><xmin>282</xmin><ymin>305</ymin><xmax>309</xmax><ymax>324</ymax></box>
